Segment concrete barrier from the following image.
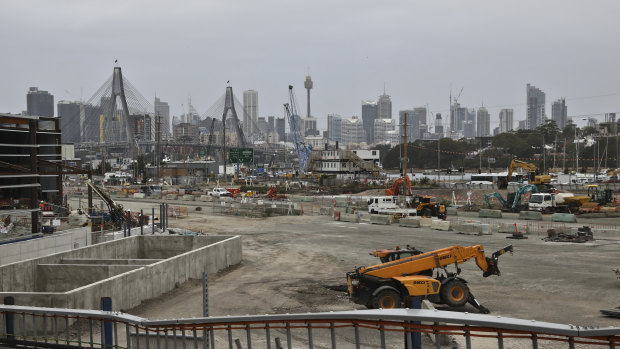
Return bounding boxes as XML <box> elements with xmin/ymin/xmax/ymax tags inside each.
<box><xmin>551</xmin><ymin>213</ymin><xmax>577</xmax><ymax>223</ymax></box>
<box><xmin>479</xmin><ymin>209</ymin><xmax>502</xmax><ymax>218</ymax></box>
<box><xmin>181</xmin><ymin>195</ymin><xmax>195</xmax><ymax>201</ymax></box>
<box><xmin>519</xmin><ymin>211</ymin><xmax>543</xmax><ymax>221</ymax></box>
<box><xmin>200</xmin><ymin>195</ymin><xmax>210</xmax><ymax>201</ymax></box>
<box><xmin>431</xmin><ymin>219</ymin><xmax>451</xmax><ymax>231</ymax></box>
<box><xmin>454</xmin><ymin>223</ymin><xmax>481</xmax><ymax>235</ymax></box>
<box><xmin>498</xmin><ymin>222</ymin><xmax>529</xmax><ymax>234</ymax></box>
<box><xmin>419</xmin><ymin>217</ymin><xmax>433</xmax><ymax>227</ymax></box>
<box><xmin>398</xmin><ymin>217</ymin><xmax>421</xmax><ymax>228</ymax></box>
<box><xmin>133</xmin><ymin>193</ymin><xmax>146</xmax><ymax>199</ymax></box>
<box><xmin>340</xmin><ymin>213</ymin><xmax>360</xmax><ymax>223</ymax></box>
<box><xmin>370</xmin><ymin>214</ymin><xmax>393</xmax><ymax>225</ymax></box>
<box><xmin>580</xmin><ymin>212</ymin><xmax>608</xmax><ymax>219</ymax></box>
<box><xmin>319</xmin><ymin>207</ymin><xmax>333</xmax><ymax>216</ymax></box>
<box><xmin>480</xmin><ymin>224</ymin><xmax>491</xmax><ymax>235</ymax></box>
<box><xmin>166</xmin><ymin>194</ymin><xmax>178</xmax><ymax>200</ymax></box>
<box><xmin>447</xmin><ymin>207</ymin><xmax>458</xmax><ymax>216</ymax></box>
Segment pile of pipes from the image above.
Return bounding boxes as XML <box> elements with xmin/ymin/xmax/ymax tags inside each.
<box><xmin>544</xmin><ymin>226</ymin><xmax>593</xmax><ymax>243</ymax></box>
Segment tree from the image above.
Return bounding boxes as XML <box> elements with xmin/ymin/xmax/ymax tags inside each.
<box><xmin>96</xmin><ymin>161</ymin><xmax>112</xmax><ymax>174</ymax></box>
<box><xmin>536</xmin><ymin>120</ymin><xmax>560</xmax><ymax>141</ymax></box>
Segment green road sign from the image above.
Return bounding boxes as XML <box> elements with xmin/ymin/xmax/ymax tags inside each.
<box><xmin>229</xmin><ymin>148</ymin><xmax>254</xmax><ymax>163</ymax></box>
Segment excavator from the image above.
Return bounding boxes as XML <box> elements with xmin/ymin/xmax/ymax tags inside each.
<box><xmin>498</xmin><ymin>159</ymin><xmax>552</xmax><ymax>191</ymax></box>
<box><xmin>86</xmin><ymin>180</ymin><xmax>139</xmax><ymax>228</ymax></box>
<box><xmin>484</xmin><ymin>184</ymin><xmax>539</xmax><ymax>211</ymax></box>
<box><xmin>347</xmin><ymin>244</ymin><xmax>513</xmax><ymax>313</ymax></box>
<box><xmin>385</xmin><ymin>176</ymin><xmax>411</xmax><ymax>196</ymax></box>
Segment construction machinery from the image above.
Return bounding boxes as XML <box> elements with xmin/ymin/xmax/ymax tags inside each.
<box><xmin>347</xmin><ymin>244</ymin><xmax>513</xmax><ymax>313</ymax></box>
<box><xmin>284</xmin><ymin>86</ymin><xmax>312</xmax><ymax>174</ymax></box>
<box><xmin>86</xmin><ymin>180</ymin><xmax>138</xmax><ymax>228</ymax></box>
<box><xmin>579</xmin><ymin>185</ymin><xmax>615</xmax><ymax>213</ymax></box>
<box><xmin>498</xmin><ymin>159</ymin><xmax>552</xmax><ymax>191</ymax></box>
<box><xmin>385</xmin><ymin>176</ymin><xmax>411</xmax><ymax>196</ymax></box>
<box><xmin>371</xmin><ymin>245</ymin><xmax>424</xmax><ymax>263</ymax></box>
<box><xmin>265</xmin><ymin>186</ymin><xmax>286</xmax><ymax>200</ymax></box>
<box><xmin>484</xmin><ymin>184</ymin><xmax>539</xmax><ymax>211</ymax></box>
<box><xmin>412</xmin><ymin>195</ymin><xmax>447</xmax><ymax>219</ymax></box>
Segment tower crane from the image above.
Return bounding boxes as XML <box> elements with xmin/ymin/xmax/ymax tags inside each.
<box><xmin>284</xmin><ymin>85</ymin><xmax>313</xmax><ymax>173</ymax></box>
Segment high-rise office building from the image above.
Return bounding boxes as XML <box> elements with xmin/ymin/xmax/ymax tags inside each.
<box><xmin>373</xmin><ymin>118</ymin><xmax>396</xmax><ymax>144</ymax></box>
<box><xmin>275</xmin><ymin>117</ymin><xmax>286</xmax><ymax>142</ymax></box>
<box><xmin>327</xmin><ymin>114</ymin><xmax>342</xmax><ymax>143</ymax></box>
<box><xmin>377</xmin><ymin>92</ymin><xmax>392</xmax><ymax>120</ymax></box>
<box><xmin>27</xmin><ymin>87</ymin><xmax>54</xmax><ymax>117</ymax></box>
<box><xmin>476</xmin><ymin>107</ymin><xmax>490</xmax><ymax>137</ymax></box>
<box><xmin>267</xmin><ymin>116</ymin><xmax>275</xmax><ymax>132</ymax></box>
<box><xmin>154</xmin><ymin>97</ymin><xmax>171</xmax><ymax>138</ymax></box>
<box><xmin>361</xmin><ymin>100</ymin><xmax>378</xmax><ymax>144</ymax></box>
<box><xmin>434</xmin><ymin>113</ymin><xmax>444</xmax><ymax>136</ymax></box>
<box><xmin>518</xmin><ymin>120</ymin><xmax>528</xmax><ymax>130</ymax></box>
<box><xmin>551</xmin><ymin>98</ymin><xmax>567</xmax><ymax>130</ymax></box>
<box><xmin>499</xmin><ymin>109</ymin><xmax>514</xmax><ymax>133</ymax></box>
<box><xmin>57</xmin><ymin>100</ymin><xmax>81</xmax><ymax>143</ymax></box>
<box><xmin>243</xmin><ymin>90</ymin><xmax>258</xmax><ymax>134</ymax></box>
<box><xmin>526</xmin><ymin>83</ymin><xmax>546</xmax><ymax>129</ymax></box>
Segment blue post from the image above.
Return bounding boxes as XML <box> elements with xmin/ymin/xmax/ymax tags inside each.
<box><xmin>101</xmin><ymin>297</ymin><xmax>113</xmax><ymax>349</ymax></box>
<box><xmin>411</xmin><ymin>297</ymin><xmax>422</xmax><ymax>349</ymax></box>
<box><xmin>4</xmin><ymin>296</ymin><xmax>15</xmax><ymax>345</ymax></box>
<box><xmin>123</xmin><ymin>222</ymin><xmax>126</xmax><ymax>237</ymax></box>
<box><xmin>152</xmin><ymin>207</ymin><xmax>155</xmax><ymax>234</ymax></box>
<box><xmin>127</xmin><ymin>211</ymin><xmax>131</xmax><ymax>236</ymax></box>
<box><xmin>159</xmin><ymin>204</ymin><xmax>163</xmax><ymax>229</ymax></box>
<box><xmin>140</xmin><ymin>209</ymin><xmax>144</xmax><ymax>235</ymax></box>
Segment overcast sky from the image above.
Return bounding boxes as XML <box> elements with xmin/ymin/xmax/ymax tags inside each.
<box><xmin>2</xmin><ymin>0</ymin><xmax>619</xmax><ymax>129</ymax></box>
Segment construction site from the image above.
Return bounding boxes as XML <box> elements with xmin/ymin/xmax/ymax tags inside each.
<box><xmin>1</xmin><ymin>67</ymin><xmax>620</xmax><ymax>348</ymax></box>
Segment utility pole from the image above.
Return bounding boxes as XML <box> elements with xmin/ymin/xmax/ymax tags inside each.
<box><xmin>437</xmin><ymin>138</ymin><xmax>440</xmax><ymax>184</ymax></box>
<box><xmin>403</xmin><ymin>113</ymin><xmax>408</xmax><ymax>178</ymax></box>
<box><xmin>156</xmin><ymin>112</ymin><xmax>161</xmax><ymax>180</ymax></box>
<box><xmin>543</xmin><ymin>135</ymin><xmax>546</xmax><ymax>173</ymax></box>
<box><xmin>563</xmin><ymin>138</ymin><xmax>566</xmax><ymax>173</ymax></box>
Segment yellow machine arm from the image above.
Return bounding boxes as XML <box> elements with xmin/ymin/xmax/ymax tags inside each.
<box><xmin>507</xmin><ymin>159</ymin><xmax>538</xmax><ymax>182</ymax></box>
<box><xmin>358</xmin><ymin>245</ymin><xmax>513</xmax><ymax>279</ymax></box>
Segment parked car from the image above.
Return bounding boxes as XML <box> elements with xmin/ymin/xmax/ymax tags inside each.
<box><xmin>209</xmin><ymin>187</ymin><xmax>232</xmax><ymax>197</ymax></box>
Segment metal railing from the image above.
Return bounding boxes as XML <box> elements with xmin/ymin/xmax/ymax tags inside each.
<box><xmin>1</xmin><ymin>305</ymin><xmax>618</xmax><ymax>349</ymax></box>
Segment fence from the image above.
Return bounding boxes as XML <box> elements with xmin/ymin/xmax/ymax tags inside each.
<box><xmin>0</xmin><ymin>305</ymin><xmax>618</xmax><ymax>349</ymax></box>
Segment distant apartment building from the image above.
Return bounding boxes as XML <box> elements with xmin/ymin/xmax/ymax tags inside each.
<box><xmin>173</xmin><ymin>123</ymin><xmax>199</xmax><ymax>142</ymax></box>
<box><xmin>373</xmin><ymin>118</ymin><xmax>396</xmax><ymax>144</ymax></box>
<box><xmin>434</xmin><ymin>113</ymin><xmax>444</xmax><ymax>137</ymax></box>
<box><xmin>551</xmin><ymin>98</ymin><xmax>568</xmax><ymax>130</ymax></box>
<box><xmin>499</xmin><ymin>109</ymin><xmax>514</xmax><ymax>133</ymax></box>
<box><xmin>526</xmin><ymin>83</ymin><xmax>546</xmax><ymax>129</ymax></box>
<box><xmin>517</xmin><ymin>120</ymin><xmax>528</xmax><ymax>130</ymax></box>
<box><xmin>305</xmin><ymin>136</ymin><xmax>328</xmax><ymax>149</ymax></box>
<box><xmin>327</xmin><ymin>114</ymin><xmax>342</xmax><ymax>142</ymax></box>
<box><xmin>476</xmin><ymin>107</ymin><xmax>490</xmax><ymax>137</ymax></box>
<box><xmin>361</xmin><ymin>100</ymin><xmax>378</xmax><ymax>144</ymax></box>
<box><xmin>27</xmin><ymin>87</ymin><xmax>54</xmax><ymax>117</ymax></box>
<box><xmin>341</xmin><ymin>116</ymin><xmax>366</xmax><ymax>145</ymax></box>
<box><xmin>303</xmin><ymin>116</ymin><xmax>318</xmax><ymax>136</ymax></box>
<box><xmin>57</xmin><ymin>100</ymin><xmax>81</xmax><ymax>143</ymax></box>
<box><xmin>243</xmin><ymin>89</ymin><xmax>258</xmax><ymax>134</ymax></box>
<box><xmin>399</xmin><ymin>107</ymin><xmax>427</xmax><ymax>142</ymax></box>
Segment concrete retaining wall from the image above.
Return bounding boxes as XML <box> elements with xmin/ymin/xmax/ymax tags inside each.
<box><xmin>0</xmin><ymin>227</ymin><xmax>91</xmax><ymax>266</ymax></box>
<box><xmin>0</xmin><ymin>235</ymin><xmax>241</xmax><ymax>312</ymax></box>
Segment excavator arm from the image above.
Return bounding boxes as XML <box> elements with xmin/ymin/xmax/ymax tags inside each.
<box><xmin>507</xmin><ymin>159</ymin><xmax>538</xmax><ymax>182</ymax></box>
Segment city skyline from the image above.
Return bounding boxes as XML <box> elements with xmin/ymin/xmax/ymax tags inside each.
<box><xmin>1</xmin><ymin>1</ymin><xmax>619</xmax><ymax>131</ymax></box>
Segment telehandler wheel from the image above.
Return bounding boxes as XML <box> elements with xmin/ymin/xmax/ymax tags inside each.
<box><xmin>371</xmin><ymin>290</ymin><xmax>402</xmax><ymax>309</ymax></box>
<box><xmin>421</xmin><ymin>208</ymin><xmax>432</xmax><ymax>218</ymax></box>
<box><xmin>440</xmin><ymin>280</ymin><xmax>470</xmax><ymax>307</ymax></box>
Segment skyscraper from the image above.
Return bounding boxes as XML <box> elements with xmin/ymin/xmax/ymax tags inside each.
<box><xmin>499</xmin><ymin>109</ymin><xmax>514</xmax><ymax>133</ymax></box>
<box><xmin>243</xmin><ymin>89</ymin><xmax>258</xmax><ymax>134</ymax></box>
<box><xmin>57</xmin><ymin>100</ymin><xmax>81</xmax><ymax>143</ymax></box>
<box><xmin>551</xmin><ymin>98</ymin><xmax>567</xmax><ymax>130</ymax></box>
<box><xmin>304</xmin><ymin>75</ymin><xmax>313</xmax><ymax>118</ymax></box>
<box><xmin>27</xmin><ymin>87</ymin><xmax>54</xmax><ymax>116</ymax></box>
<box><xmin>154</xmin><ymin>97</ymin><xmax>171</xmax><ymax>139</ymax></box>
<box><xmin>526</xmin><ymin>84</ymin><xmax>546</xmax><ymax>129</ymax></box>
<box><xmin>341</xmin><ymin>116</ymin><xmax>365</xmax><ymax>145</ymax></box>
<box><xmin>327</xmin><ymin>114</ymin><xmax>342</xmax><ymax>143</ymax></box>
<box><xmin>361</xmin><ymin>100</ymin><xmax>378</xmax><ymax>144</ymax></box>
<box><xmin>434</xmin><ymin>113</ymin><xmax>443</xmax><ymax>136</ymax></box>
<box><xmin>373</xmin><ymin>118</ymin><xmax>396</xmax><ymax>144</ymax></box>
<box><xmin>275</xmin><ymin>117</ymin><xmax>286</xmax><ymax>142</ymax></box>
<box><xmin>476</xmin><ymin>107</ymin><xmax>490</xmax><ymax>137</ymax></box>
<box><xmin>377</xmin><ymin>92</ymin><xmax>392</xmax><ymax>119</ymax></box>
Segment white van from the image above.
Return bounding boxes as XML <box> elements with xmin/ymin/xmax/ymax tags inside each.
<box><xmin>367</xmin><ymin>196</ymin><xmax>398</xmax><ymax>214</ymax></box>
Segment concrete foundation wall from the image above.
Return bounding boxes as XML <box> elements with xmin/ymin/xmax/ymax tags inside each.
<box><xmin>0</xmin><ymin>227</ymin><xmax>91</xmax><ymax>266</ymax></box>
<box><xmin>36</xmin><ymin>264</ymin><xmax>140</xmax><ymax>292</ymax></box>
<box><xmin>0</xmin><ymin>235</ymin><xmax>241</xmax><ymax>312</ymax></box>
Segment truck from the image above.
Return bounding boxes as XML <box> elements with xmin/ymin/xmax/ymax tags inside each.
<box><xmin>528</xmin><ymin>193</ymin><xmax>573</xmax><ymax>213</ymax></box>
<box><xmin>209</xmin><ymin>187</ymin><xmax>233</xmax><ymax>197</ymax></box>
<box><xmin>346</xmin><ymin>244</ymin><xmax>513</xmax><ymax>313</ymax></box>
<box><xmin>367</xmin><ymin>196</ymin><xmax>416</xmax><ymax>216</ymax></box>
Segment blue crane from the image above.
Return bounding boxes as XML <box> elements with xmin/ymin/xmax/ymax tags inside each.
<box><xmin>284</xmin><ymin>85</ymin><xmax>313</xmax><ymax>173</ymax></box>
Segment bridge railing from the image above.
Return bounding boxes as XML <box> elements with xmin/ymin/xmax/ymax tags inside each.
<box><xmin>1</xmin><ymin>305</ymin><xmax>618</xmax><ymax>349</ymax></box>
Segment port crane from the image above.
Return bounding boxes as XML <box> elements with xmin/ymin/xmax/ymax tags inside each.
<box><xmin>284</xmin><ymin>85</ymin><xmax>312</xmax><ymax>173</ymax></box>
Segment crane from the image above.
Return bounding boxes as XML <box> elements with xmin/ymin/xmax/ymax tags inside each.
<box><xmin>347</xmin><ymin>244</ymin><xmax>513</xmax><ymax>313</ymax></box>
<box><xmin>284</xmin><ymin>85</ymin><xmax>313</xmax><ymax>173</ymax></box>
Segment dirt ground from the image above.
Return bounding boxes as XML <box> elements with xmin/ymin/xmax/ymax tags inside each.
<box><xmin>124</xmin><ymin>211</ymin><xmax>620</xmax><ymax>328</ymax></box>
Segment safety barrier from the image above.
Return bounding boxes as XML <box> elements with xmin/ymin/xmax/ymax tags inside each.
<box><xmin>0</xmin><ymin>305</ymin><xmax>618</xmax><ymax>349</ymax></box>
